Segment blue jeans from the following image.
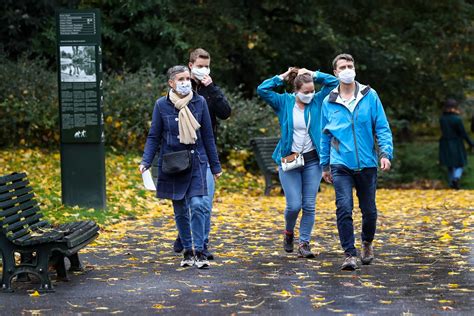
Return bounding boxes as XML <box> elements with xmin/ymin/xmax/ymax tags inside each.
<box><xmin>448</xmin><ymin>167</ymin><xmax>463</xmax><ymax>183</ymax></box>
<box><xmin>331</xmin><ymin>165</ymin><xmax>378</xmax><ymax>257</ymax></box>
<box><xmin>203</xmin><ymin>166</ymin><xmax>215</xmax><ymax>246</ymax></box>
<box><xmin>278</xmin><ymin>159</ymin><xmax>322</xmax><ymax>243</ymax></box>
<box><xmin>172</xmin><ymin>196</ymin><xmax>206</xmax><ymax>252</ymax></box>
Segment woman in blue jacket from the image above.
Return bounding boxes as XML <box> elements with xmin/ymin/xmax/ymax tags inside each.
<box><xmin>257</xmin><ymin>67</ymin><xmax>338</xmax><ymax>258</ymax></box>
<box><xmin>140</xmin><ymin>65</ymin><xmax>222</xmax><ymax>269</ymax></box>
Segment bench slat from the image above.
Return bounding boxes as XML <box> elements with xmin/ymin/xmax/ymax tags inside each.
<box><xmin>0</xmin><ymin>186</ymin><xmax>33</xmax><ymax>202</ymax></box>
<box><xmin>0</xmin><ymin>180</ymin><xmax>30</xmax><ymax>197</ymax></box>
<box><xmin>0</xmin><ymin>199</ymin><xmax>36</xmax><ymax>219</ymax></box>
<box><xmin>64</xmin><ymin>222</ymin><xmax>100</xmax><ymax>248</ymax></box>
<box><xmin>16</xmin><ymin>229</ymin><xmax>64</xmax><ymax>246</ymax></box>
<box><xmin>3</xmin><ymin>205</ymin><xmax>41</xmax><ymax>225</ymax></box>
<box><xmin>0</xmin><ymin>172</ymin><xmax>27</xmax><ymax>186</ymax></box>
<box><xmin>0</xmin><ymin>193</ymin><xmax>35</xmax><ymax>209</ymax></box>
<box><xmin>6</xmin><ymin>212</ymin><xmax>43</xmax><ymax>232</ymax></box>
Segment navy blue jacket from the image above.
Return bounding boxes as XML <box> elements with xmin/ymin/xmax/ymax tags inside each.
<box><xmin>192</xmin><ymin>79</ymin><xmax>231</xmax><ymax>137</ymax></box>
<box><xmin>141</xmin><ymin>93</ymin><xmax>222</xmax><ymax>200</ymax></box>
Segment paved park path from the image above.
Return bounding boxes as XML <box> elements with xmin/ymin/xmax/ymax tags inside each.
<box><xmin>1</xmin><ymin>188</ymin><xmax>473</xmax><ymax>315</ymax></box>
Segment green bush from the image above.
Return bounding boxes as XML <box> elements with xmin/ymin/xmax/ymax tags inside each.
<box><xmin>0</xmin><ymin>54</ymin><xmax>58</xmax><ymax>147</ymax></box>
<box><xmin>217</xmin><ymin>89</ymin><xmax>279</xmax><ymax>155</ymax></box>
<box><xmin>102</xmin><ymin>66</ymin><xmax>167</xmax><ymax>150</ymax></box>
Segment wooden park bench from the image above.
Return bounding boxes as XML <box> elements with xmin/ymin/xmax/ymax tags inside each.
<box><xmin>250</xmin><ymin>137</ymin><xmax>281</xmax><ymax>195</ymax></box>
<box><xmin>0</xmin><ymin>172</ymin><xmax>99</xmax><ymax>293</ymax></box>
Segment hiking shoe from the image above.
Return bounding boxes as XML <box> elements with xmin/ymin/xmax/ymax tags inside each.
<box><xmin>361</xmin><ymin>241</ymin><xmax>374</xmax><ymax>265</ymax></box>
<box><xmin>194</xmin><ymin>251</ymin><xmax>209</xmax><ymax>269</ymax></box>
<box><xmin>202</xmin><ymin>247</ymin><xmax>214</xmax><ymax>260</ymax></box>
<box><xmin>180</xmin><ymin>249</ymin><xmax>194</xmax><ymax>267</ymax></box>
<box><xmin>173</xmin><ymin>235</ymin><xmax>184</xmax><ymax>253</ymax></box>
<box><xmin>297</xmin><ymin>242</ymin><xmax>316</xmax><ymax>258</ymax></box>
<box><xmin>341</xmin><ymin>255</ymin><xmax>359</xmax><ymax>271</ymax></box>
<box><xmin>283</xmin><ymin>230</ymin><xmax>294</xmax><ymax>253</ymax></box>
<box><xmin>452</xmin><ymin>179</ymin><xmax>460</xmax><ymax>190</ymax></box>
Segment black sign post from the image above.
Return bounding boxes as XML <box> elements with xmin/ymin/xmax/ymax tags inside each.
<box><xmin>56</xmin><ymin>9</ymin><xmax>106</xmax><ymax>209</ymax></box>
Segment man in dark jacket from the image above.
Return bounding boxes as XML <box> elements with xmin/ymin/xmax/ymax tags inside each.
<box><xmin>174</xmin><ymin>48</ymin><xmax>231</xmax><ymax>259</ymax></box>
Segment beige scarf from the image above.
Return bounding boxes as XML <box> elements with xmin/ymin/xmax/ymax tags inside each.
<box><xmin>169</xmin><ymin>89</ymin><xmax>201</xmax><ymax>144</ymax></box>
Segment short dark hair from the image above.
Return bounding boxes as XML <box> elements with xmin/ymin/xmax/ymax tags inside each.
<box><xmin>332</xmin><ymin>53</ymin><xmax>355</xmax><ymax>69</ymax></box>
<box><xmin>443</xmin><ymin>98</ymin><xmax>459</xmax><ymax>111</ymax></box>
<box><xmin>189</xmin><ymin>48</ymin><xmax>210</xmax><ymax>63</ymax></box>
<box><xmin>167</xmin><ymin>65</ymin><xmax>189</xmax><ymax>80</ymax></box>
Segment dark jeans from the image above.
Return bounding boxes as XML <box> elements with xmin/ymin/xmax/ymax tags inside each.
<box><xmin>331</xmin><ymin>164</ymin><xmax>378</xmax><ymax>257</ymax></box>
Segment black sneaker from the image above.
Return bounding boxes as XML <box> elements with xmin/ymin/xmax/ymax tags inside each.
<box><xmin>341</xmin><ymin>255</ymin><xmax>359</xmax><ymax>271</ymax></box>
<box><xmin>202</xmin><ymin>247</ymin><xmax>214</xmax><ymax>260</ymax></box>
<box><xmin>173</xmin><ymin>235</ymin><xmax>184</xmax><ymax>253</ymax></box>
<box><xmin>283</xmin><ymin>231</ymin><xmax>294</xmax><ymax>253</ymax></box>
<box><xmin>194</xmin><ymin>251</ymin><xmax>209</xmax><ymax>269</ymax></box>
<box><xmin>297</xmin><ymin>242</ymin><xmax>316</xmax><ymax>258</ymax></box>
<box><xmin>452</xmin><ymin>179</ymin><xmax>460</xmax><ymax>190</ymax></box>
<box><xmin>180</xmin><ymin>249</ymin><xmax>194</xmax><ymax>267</ymax></box>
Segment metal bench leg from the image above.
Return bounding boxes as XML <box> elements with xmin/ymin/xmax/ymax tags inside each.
<box><xmin>264</xmin><ymin>174</ymin><xmax>272</xmax><ymax>196</ymax></box>
<box><xmin>36</xmin><ymin>251</ymin><xmax>54</xmax><ymax>293</ymax></box>
<box><xmin>17</xmin><ymin>252</ymin><xmax>33</xmax><ymax>282</ymax></box>
<box><xmin>52</xmin><ymin>252</ymin><xmax>69</xmax><ymax>282</ymax></box>
<box><xmin>1</xmin><ymin>250</ymin><xmax>15</xmax><ymax>293</ymax></box>
<box><xmin>68</xmin><ymin>253</ymin><xmax>84</xmax><ymax>272</ymax></box>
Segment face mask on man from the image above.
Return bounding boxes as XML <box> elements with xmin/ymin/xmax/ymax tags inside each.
<box><xmin>338</xmin><ymin>68</ymin><xmax>356</xmax><ymax>84</ymax></box>
<box><xmin>175</xmin><ymin>80</ymin><xmax>192</xmax><ymax>96</ymax></box>
<box><xmin>297</xmin><ymin>92</ymin><xmax>315</xmax><ymax>104</ymax></box>
<box><xmin>191</xmin><ymin>67</ymin><xmax>210</xmax><ymax>81</ymax></box>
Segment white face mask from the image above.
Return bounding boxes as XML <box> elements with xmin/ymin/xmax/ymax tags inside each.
<box><xmin>175</xmin><ymin>80</ymin><xmax>192</xmax><ymax>96</ymax></box>
<box><xmin>191</xmin><ymin>67</ymin><xmax>210</xmax><ymax>81</ymax></box>
<box><xmin>338</xmin><ymin>68</ymin><xmax>356</xmax><ymax>84</ymax></box>
<box><xmin>297</xmin><ymin>92</ymin><xmax>315</xmax><ymax>104</ymax></box>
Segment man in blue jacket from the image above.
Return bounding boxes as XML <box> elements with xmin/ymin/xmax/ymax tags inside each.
<box><xmin>320</xmin><ymin>54</ymin><xmax>393</xmax><ymax>270</ymax></box>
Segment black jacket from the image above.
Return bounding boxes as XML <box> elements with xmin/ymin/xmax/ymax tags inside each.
<box><xmin>192</xmin><ymin>79</ymin><xmax>231</xmax><ymax>138</ymax></box>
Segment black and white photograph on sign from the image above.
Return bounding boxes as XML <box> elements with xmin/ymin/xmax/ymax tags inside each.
<box><xmin>60</xmin><ymin>45</ymin><xmax>96</xmax><ymax>82</ymax></box>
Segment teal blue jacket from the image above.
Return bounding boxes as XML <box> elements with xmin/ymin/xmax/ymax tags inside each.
<box><xmin>320</xmin><ymin>83</ymin><xmax>393</xmax><ymax>171</ymax></box>
<box><xmin>256</xmin><ymin>72</ymin><xmax>339</xmax><ymax>165</ymax></box>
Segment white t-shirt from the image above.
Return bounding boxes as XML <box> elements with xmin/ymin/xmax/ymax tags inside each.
<box><xmin>291</xmin><ymin>104</ymin><xmax>314</xmax><ymax>153</ymax></box>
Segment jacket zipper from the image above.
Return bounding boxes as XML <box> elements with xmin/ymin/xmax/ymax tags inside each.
<box><xmin>351</xmin><ymin>111</ymin><xmax>361</xmax><ymax>170</ymax></box>
<box><xmin>336</xmin><ymin>101</ymin><xmax>362</xmax><ymax>170</ymax></box>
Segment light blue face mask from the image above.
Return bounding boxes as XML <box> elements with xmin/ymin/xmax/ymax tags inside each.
<box><xmin>297</xmin><ymin>92</ymin><xmax>315</xmax><ymax>104</ymax></box>
<box><xmin>175</xmin><ymin>80</ymin><xmax>192</xmax><ymax>96</ymax></box>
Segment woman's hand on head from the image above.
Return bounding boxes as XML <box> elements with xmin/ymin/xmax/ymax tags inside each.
<box><xmin>280</xmin><ymin>67</ymin><xmax>296</xmax><ymax>81</ymax></box>
<box><xmin>297</xmin><ymin>68</ymin><xmax>314</xmax><ymax>77</ymax></box>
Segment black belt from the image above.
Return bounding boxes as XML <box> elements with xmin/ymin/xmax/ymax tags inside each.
<box><xmin>303</xmin><ymin>150</ymin><xmax>319</xmax><ymax>163</ymax></box>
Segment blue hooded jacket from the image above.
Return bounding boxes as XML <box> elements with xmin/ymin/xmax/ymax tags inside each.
<box><xmin>256</xmin><ymin>72</ymin><xmax>339</xmax><ymax>165</ymax></box>
<box><xmin>320</xmin><ymin>82</ymin><xmax>393</xmax><ymax>171</ymax></box>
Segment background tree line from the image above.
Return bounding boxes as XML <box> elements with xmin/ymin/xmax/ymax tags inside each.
<box><xmin>1</xmin><ymin>0</ymin><xmax>473</xmax><ymax>186</ymax></box>
<box><xmin>2</xmin><ymin>0</ymin><xmax>473</xmax><ymax>121</ymax></box>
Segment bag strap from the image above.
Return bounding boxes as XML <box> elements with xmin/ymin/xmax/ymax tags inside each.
<box><xmin>299</xmin><ymin>112</ymin><xmax>311</xmax><ymax>154</ymax></box>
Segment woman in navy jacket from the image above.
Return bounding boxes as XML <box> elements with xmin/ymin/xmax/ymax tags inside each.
<box><xmin>140</xmin><ymin>65</ymin><xmax>222</xmax><ymax>269</ymax></box>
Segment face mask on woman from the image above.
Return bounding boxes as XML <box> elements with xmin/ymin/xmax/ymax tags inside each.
<box><xmin>338</xmin><ymin>68</ymin><xmax>356</xmax><ymax>84</ymax></box>
<box><xmin>297</xmin><ymin>92</ymin><xmax>315</xmax><ymax>104</ymax></box>
<box><xmin>175</xmin><ymin>80</ymin><xmax>192</xmax><ymax>95</ymax></box>
<box><xmin>191</xmin><ymin>67</ymin><xmax>210</xmax><ymax>81</ymax></box>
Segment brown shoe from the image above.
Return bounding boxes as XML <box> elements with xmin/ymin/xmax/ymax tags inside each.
<box><xmin>341</xmin><ymin>255</ymin><xmax>359</xmax><ymax>270</ymax></box>
<box><xmin>361</xmin><ymin>241</ymin><xmax>374</xmax><ymax>265</ymax></box>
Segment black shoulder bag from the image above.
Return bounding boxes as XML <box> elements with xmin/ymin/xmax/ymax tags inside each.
<box><xmin>162</xmin><ymin>149</ymin><xmax>192</xmax><ymax>175</ymax></box>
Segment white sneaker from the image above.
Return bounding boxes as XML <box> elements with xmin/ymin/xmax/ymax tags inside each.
<box><xmin>180</xmin><ymin>250</ymin><xmax>195</xmax><ymax>267</ymax></box>
<box><xmin>194</xmin><ymin>251</ymin><xmax>209</xmax><ymax>269</ymax></box>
